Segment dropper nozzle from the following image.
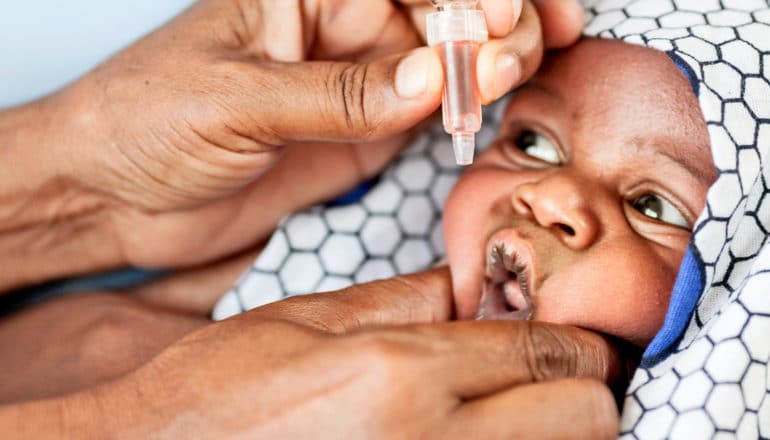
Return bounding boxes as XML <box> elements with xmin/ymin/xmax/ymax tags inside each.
<box><xmin>452</xmin><ymin>132</ymin><xmax>475</xmax><ymax>165</ymax></box>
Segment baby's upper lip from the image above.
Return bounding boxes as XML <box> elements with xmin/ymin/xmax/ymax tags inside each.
<box><xmin>477</xmin><ymin>228</ymin><xmax>537</xmax><ymax>320</ymax></box>
<box><xmin>484</xmin><ymin>228</ymin><xmax>536</xmax><ymax>290</ymax></box>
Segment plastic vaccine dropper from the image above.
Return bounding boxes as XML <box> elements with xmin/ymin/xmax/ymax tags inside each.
<box><xmin>427</xmin><ymin>0</ymin><xmax>489</xmax><ymax>166</ymax></box>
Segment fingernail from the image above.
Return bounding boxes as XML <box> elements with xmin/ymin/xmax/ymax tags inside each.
<box><xmin>494</xmin><ymin>53</ymin><xmax>520</xmax><ymax>99</ymax></box>
<box><xmin>396</xmin><ymin>48</ymin><xmax>433</xmax><ymax>99</ymax></box>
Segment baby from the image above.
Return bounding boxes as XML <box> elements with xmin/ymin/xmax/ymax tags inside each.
<box><xmin>445</xmin><ymin>38</ymin><xmax>715</xmax><ymax>348</ymax></box>
<box><xmin>214</xmin><ymin>36</ymin><xmax>716</xmax><ymax>351</ymax></box>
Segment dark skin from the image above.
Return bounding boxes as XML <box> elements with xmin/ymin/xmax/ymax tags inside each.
<box><xmin>0</xmin><ymin>0</ymin><xmax>624</xmax><ymax>437</ymax></box>
<box><xmin>0</xmin><ymin>0</ymin><xmax>581</xmax><ymax>292</ymax></box>
<box><xmin>4</xmin><ymin>41</ymin><xmax>702</xmax><ymax>411</ymax></box>
<box><xmin>447</xmin><ymin>40</ymin><xmax>716</xmax><ymax>345</ymax></box>
<box><xmin>0</xmin><ymin>269</ymin><xmax>622</xmax><ymax>439</ymax></box>
<box><xmin>0</xmin><ymin>246</ymin><xmax>259</xmax><ymax>402</ymax></box>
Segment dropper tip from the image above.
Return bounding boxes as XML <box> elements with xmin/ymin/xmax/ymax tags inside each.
<box><xmin>452</xmin><ymin>132</ymin><xmax>476</xmax><ymax>166</ymax></box>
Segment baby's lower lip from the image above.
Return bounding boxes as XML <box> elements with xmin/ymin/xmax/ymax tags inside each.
<box><xmin>476</xmin><ymin>277</ymin><xmax>533</xmax><ymax>321</ymax></box>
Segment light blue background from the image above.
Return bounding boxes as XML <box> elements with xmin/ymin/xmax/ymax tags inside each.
<box><xmin>0</xmin><ymin>0</ymin><xmax>196</xmax><ymax>108</ymax></box>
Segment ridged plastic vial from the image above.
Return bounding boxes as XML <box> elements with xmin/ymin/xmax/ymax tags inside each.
<box><xmin>427</xmin><ymin>0</ymin><xmax>488</xmax><ymax>166</ymax></box>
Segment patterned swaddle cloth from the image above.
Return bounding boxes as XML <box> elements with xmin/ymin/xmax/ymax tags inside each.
<box><xmin>214</xmin><ymin>1</ymin><xmax>770</xmax><ymax>437</ymax></box>
<box><xmin>581</xmin><ymin>1</ymin><xmax>770</xmax><ymax>438</ymax></box>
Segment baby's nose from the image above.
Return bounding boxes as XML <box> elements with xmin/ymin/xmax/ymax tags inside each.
<box><xmin>511</xmin><ymin>174</ymin><xmax>600</xmax><ymax>250</ymax></box>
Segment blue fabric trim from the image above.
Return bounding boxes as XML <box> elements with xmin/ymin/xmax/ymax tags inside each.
<box><xmin>638</xmin><ymin>52</ymin><xmax>707</xmax><ymax>367</ymax></box>
<box><xmin>0</xmin><ymin>268</ymin><xmax>167</xmax><ymax>317</ymax></box>
<box><xmin>50</xmin><ymin>268</ymin><xmax>168</xmax><ymax>293</ymax></box>
<box><xmin>641</xmin><ymin>246</ymin><xmax>705</xmax><ymax>365</ymax></box>
<box><xmin>667</xmin><ymin>51</ymin><xmax>700</xmax><ymax>96</ymax></box>
<box><xmin>325</xmin><ymin>178</ymin><xmax>379</xmax><ymax>207</ymax></box>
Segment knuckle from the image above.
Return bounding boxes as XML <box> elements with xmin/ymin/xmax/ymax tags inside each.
<box><xmin>75</xmin><ymin>298</ymin><xmax>154</xmax><ymax>363</ymax></box>
<box><xmin>276</xmin><ymin>295</ymin><xmax>355</xmax><ymax>334</ymax></box>
<box><xmin>509</xmin><ymin>1</ymin><xmax>544</xmax><ymax>70</ymax></box>
<box><xmin>521</xmin><ymin>325</ymin><xmax>577</xmax><ymax>381</ymax></box>
<box><xmin>328</xmin><ymin>63</ymin><xmax>375</xmax><ymax>137</ymax></box>
<box><xmin>353</xmin><ymin>332</ymin><xmax>411</xmax><ymax>379</ymax></box>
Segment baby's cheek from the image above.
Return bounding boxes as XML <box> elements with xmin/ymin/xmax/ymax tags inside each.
<box><xmin>532</xmin><ymin>256</ymin><xmax>674</xmax><ymax>347</ymax></box>
<box><xmin>443</xmin><ymin>169</ymin><xmax>513</xmax><ymax>319</ymax></box>
<box><xmin>616</xmin><ymin>265</ymin><xmax>676</xmax><ymax>344</ymax></box>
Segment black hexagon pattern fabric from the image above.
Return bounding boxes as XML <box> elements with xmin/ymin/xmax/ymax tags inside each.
<box><xmin>582</xmin><ymin>1</ymin><xmax>770</xmax><ymax>438</ymax></box>
<box><xmin>213</xmin><ymin>1</ymin><xmax>770</xmax><ymax>437</ymax></box>
<box><xmin>212</xmin><ymin>103</ymin><xmax>503</xmax><ymax>316</ymax></box>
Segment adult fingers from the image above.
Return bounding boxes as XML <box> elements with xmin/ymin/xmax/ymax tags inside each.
<box><xmin>476</xmin><ymin>0</ymin><xmax>543</xmax><ymax>103</ymax></box>
<box><xmin>399</xmin><ymin>321</ymin><xmax>621</xmax><ymax>398</ymax></box>
<box><xmin>533</xmin><ymin>0</ymin><xmax>585</xmax><ymax>48</ymax></box>
<box><xmin>402</xmin><ymin>0</ymin><xmax>582</xmax><ymax>47</ymax></box>
<box><xmin>252</xmin><ymin>295</ymin><xmax>621</xmax><ymax>391</ymax></box>
<box><xmin>227</xmin><ymin>49</ymin><xmax>444</xmax><ymax>146</ymax></box>
<box><xmin>443</xmin><ymin>378</ymin><xmax>619</xmax><ymax>439</ymax></box>
<box><xmin>484</xmin><ymin>0</ymin><xmax>585</xmax><ymax>48</ymax></box>
<box><xmin>398</xmin><ymin>0</ymin><xmax>524</xmax><ymax>39</ymax></box>
<box><xmin>480</xmin><ymin>0</ymin><xmax>525</xmax><ymax>37</ymax></box>
<box><xmin>311</xmin><ymin>0</ymin><xmax>423</xmax><ymax>62</ymax></box>
<box><xmin>403</xmin><ymin>0</ymin><xmax>584</xmax><ymax>102</ymax></box>
<box><xmin>246</xmin><ymin>267</ymin><xmax>454</xmax><ymax>333</ymax></box>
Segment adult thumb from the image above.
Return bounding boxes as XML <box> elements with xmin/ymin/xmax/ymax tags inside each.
<box><xmin>242</xmin><ymin>47</ymin><xmax>444</xmax><ymax>145</ymax></box>
<box><xmin>246</xmin><ymin>267</ymin><xmax>454</xmax><ymax>334</ymax></box>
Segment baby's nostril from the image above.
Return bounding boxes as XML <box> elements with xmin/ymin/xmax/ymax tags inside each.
<box><xmin>559</xmin><ymin>224</ymin><xmax>576</xmax><ymax>236</ymax></box>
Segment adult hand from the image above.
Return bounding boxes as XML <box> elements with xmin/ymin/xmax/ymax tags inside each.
<box><xmin>28</xmin><ymin>268</ymin><xmax>621</xmax><ymax>439</ymax></box>
<box><xmin>84</xmin><ymin>0</ymin><xmax>584</xmax><ymax>267</ymax></box>
<box><xmin>0</xmin><ymin>0</ymin><xmax>584</xmax><ymax>289</ymax></box>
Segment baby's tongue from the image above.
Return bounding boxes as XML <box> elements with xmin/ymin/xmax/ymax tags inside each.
<box><xmin>476</xmin><ymin>278</ymin><xmax>533</xmax><ymax>321</ymax></box>
<box><xmin>503</xmin><ymin>279</ymin><xmax>531</xmax><ymax>312</ymax></box>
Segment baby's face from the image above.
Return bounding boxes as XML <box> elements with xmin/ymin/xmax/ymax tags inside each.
<box><xmin>445</xmin><ymin>39</ymin><xmax>716</xmax><ymax>347</ymax></box>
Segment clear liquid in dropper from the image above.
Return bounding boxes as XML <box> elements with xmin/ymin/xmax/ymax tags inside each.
<box><xmin>437</xmin><ymin>41</ymin><xmax>482</xmax><ymax>136</ymax></box>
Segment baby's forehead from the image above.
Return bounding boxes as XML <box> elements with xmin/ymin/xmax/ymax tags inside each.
<box><xmin>515</xmin><ymin>39</ymin><xmax>715</xmax><ymax>183</ymax></box>
<box><xmin>533</xmin><ymin>39</ymin><xmax>707</xmax><ymax>148</ymax></box>
<box><xmin>535</xmin><ymin>39</ymin><xmax>694</xmax><ymax>109</ymax></box>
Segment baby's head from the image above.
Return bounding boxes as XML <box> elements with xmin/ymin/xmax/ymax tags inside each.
<box><xmin>444</xmin><ymin>38</ymin><xmax>717</xmax><ymax>347</ymax></box>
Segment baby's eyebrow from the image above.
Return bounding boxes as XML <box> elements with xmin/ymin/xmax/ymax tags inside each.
<box><xmin>630</xmin><ymin>136</ymin><xmax>713</xmax><ymax>186</ymax></box>
<box><xmin>658</xmin><ymin>150</ymin><xmax>715</xmax><ymax>187</ymax></box>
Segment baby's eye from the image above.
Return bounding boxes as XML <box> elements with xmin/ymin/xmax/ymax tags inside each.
<box><xmin>631</xmin><ymin>194</ymin><xmax>689</xmax><ymax>228</ymax></box>
<box><xmin>514</xmin><ymin>130</ymin><xmax>561</xmax><ymax>164</ymax></box>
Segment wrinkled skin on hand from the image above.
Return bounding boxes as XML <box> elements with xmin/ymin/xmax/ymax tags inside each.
<box><xmin>0</xmin><ymin>268</ymin><xmax>621</xmax><ymax>438</ymax></box>
<box><xmin>47</xmin><ymin>0</ymin><xmax>582</xmax><ymax>271</ymax></box>
<box><xmin>77</xmin><ymin>268</ymin><xmax>622</xmax><ymax>439</ymax></box>
<box><xmin>0</xmin><ymin>2</ymin><xmax>623</xmax><ymax>438</ymax></box>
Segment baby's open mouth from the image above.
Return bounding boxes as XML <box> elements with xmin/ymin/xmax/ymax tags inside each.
<box><xmin>476</xmin><ymin>242</ymin><xmax>534</xmax><ymax>321</ymax></box>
